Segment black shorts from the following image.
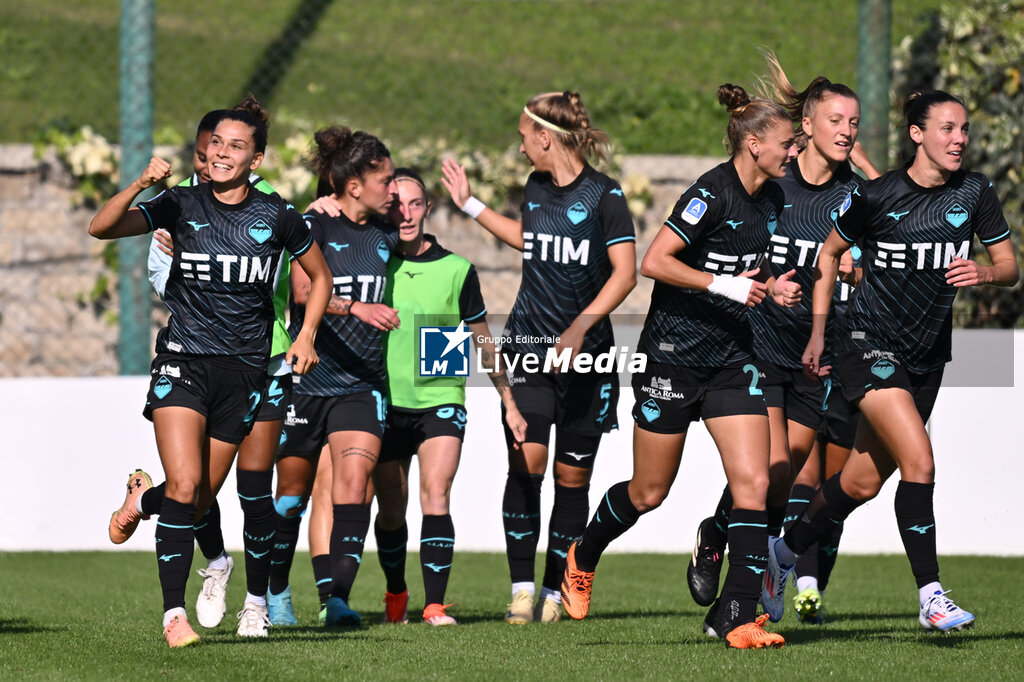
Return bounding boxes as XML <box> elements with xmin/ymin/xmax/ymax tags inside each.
<box><xmin>503</xmin><ymin>368</ymin><xmax>619</xmax><ymax>447</ymax></box>
<box><xmin>819</xmin><ymin>375</ymin><xmax>860</xmax><ymax>449</ymax></box>
<box><xmin>632</xmin><ymin>362</ymin><xmax>768</xmax><ymax>434</ymax></box>
<box><xmin>143</xmin><ymin>353</ymin><xmax>265</xmax><ymax>445</ymax></box>
<box><xmin>256</xmin><ymin>374</ymin><xmax>292</xmax><ymax>423</ymax></box>
<box><xmin>278</xmin><ymin>389</ymin><xmax>387</xmax><ymax>457</ymax></box>
<box><xmin>379</xmin><ymin>404</ymin><xmax>467</xmax><ymax>463</ymax></box>
<box><xmin>834</xmin><ymin>350</ymin><xmax>944</xmax><ymax>423</ymax></box>
<box><xmin>761</xmin><ymin>363</ymin><xmax>826</xmax><ymax>431</ymax></box>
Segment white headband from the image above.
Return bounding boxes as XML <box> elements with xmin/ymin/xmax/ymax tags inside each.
<box><xmin>523</xmin><ymin>107</ymin><xmax>572</xmax><ymax>135</ymax></box>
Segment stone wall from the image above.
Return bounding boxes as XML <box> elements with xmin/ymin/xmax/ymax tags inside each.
<box><xmin>0</xmin><ymin>144</ymin><xmax>723</xmax><ymax>376</ymax></box>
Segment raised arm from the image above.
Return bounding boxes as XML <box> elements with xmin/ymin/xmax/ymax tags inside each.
<box><xmin>89</xmin><ymin>157</ymin><xmax>172</xmax><ymax>239</ymax></box>
<box><xmin>441</xmin><ymin>158</ymin><xmax>525</xmax><ymax>250</ymax></box>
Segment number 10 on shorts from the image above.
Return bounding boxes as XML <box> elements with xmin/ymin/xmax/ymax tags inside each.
<box><xmin>419</xmin><ymin>325</ymin><xmax>472</xmax><ymax>377</ymax></box>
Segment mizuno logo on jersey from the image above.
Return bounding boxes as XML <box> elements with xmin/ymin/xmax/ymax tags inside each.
<box><xmin>403</xmin><ymin>271</ymin><xmax>423</xmax><ymax>279</ymax></box>
<box><xmin>527</xmin><ymin>201</ymin><xmax>541</xmax><ymax>211</ymax></box>
<box><xmin>887</xmin><ymin>210</ymin><xmax>911</xmax><ymax>222</ymax></box>
<box><xmin>609</xmin><ymin>189</ymin><xmax>623</xmax><ymax>196</ymax></box>
<box><xmin>327</xmin><ymin>242</ymin><xmax>349</xmax><ymax>251</ymax></box>
<box><xmin>187</xmin><ymin>221</ymin><xmax>208</xmax><ymax>231</ymax></box>
<box><xmin>725</xmin><ymin>219</ymin><xmax>743</xmax><ymax>230</ymax></box>
<box><xmin>697</xmin><ymin>188</ymin><xmax>715</xmax><ymax>199</ymax></box>
<box><xmin>872</xmin><ymin>241</ymin><xmax>968</xmax><ymax>270</ymax></box>
<box><xmin>522</xmin><ymin>232</ymin><xmax>590</xmax><ymax>265</ymax></box>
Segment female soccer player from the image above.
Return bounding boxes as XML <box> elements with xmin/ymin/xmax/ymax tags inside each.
<box><xmin>442</xmin><ymin>90</ymin><xmax>636</xmax><ymax>624</ymax></box>
<box><xmin>685</xmin><ymin>57</ymin><xmax>880</xmax><ymax>628</ymax></box>
<box><xmin>119</xmin><ymin>108</ymin><xmax>296</xmax><ymax>637</ymax></box>
<box><xmin>90</xmin><ymin>98</ymin><xmax>332</xmax><ymax>647</ymax></box>
<box><xmin>762</xmin><ymin>90</ymin><xmax>1019</xmax><ymax>633</ymax></box>
<box><xmin>561</xmin><ymin>83</ymin><xmax>800</xmax><ymax>649</ymax></box>
<box><xmin>372</xmin><ymin>168</ymin><xmax>527</xmax><ymax>626</ymax></box>
<box><xmin>272</xmin><ymin>125</ymin><xmax>399</xmax><ymax>628</ymax></box>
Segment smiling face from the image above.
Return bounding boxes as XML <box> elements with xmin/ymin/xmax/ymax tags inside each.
<box><xmin>389</xmin><ymin>178</ymin><xmax>430</xmax><ymax>243</ymax></box>
<box><xmin>752</xmin><ymin>118</ymin><xmax>799</xmax><ymax>179</ymax></box>
<box><xmin>206</xmin><ymin>119</ymin><xmax>263</xmax><ymax>185</ymax></box>
<box><xmin>804</xmin><ymin>94</ymin><xmax>860</xmax><ymax>164</ymax></box>
<box><xmin>350</xmin><ymin>156</ymin><xmax>397</xmax><ymax>217</ymax></box>
<box><xmin>911</xmin><ymin>101</ymin><xmax>969</xmax><ymax>176</ymax></box>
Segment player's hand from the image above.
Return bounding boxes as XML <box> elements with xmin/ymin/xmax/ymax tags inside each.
<box><xmin>801</xmin><ymin>335</ymin><xmax>828</xmax><ymax>379</ymax></box>
<box><xmin>305</xmin><ymin>195</ymin><xmax>342</xmax><ymax>217</ymax></box>
<box><xmin>137</xmin><ymin>157</ymin><xmax>171</xmax><ymax>189</ymax></box>
<box><xmin>351</xmin><ymin>301</ymin><xmax>400</xmax><ymax>331</ymax></box>
<box><xmin>946</xmin><ymin>257</ymin><xmax>989</xmax><ymax>287</ymax></box>
<box><xmin>286</xmin><ymin>336</ymin><xmax>320</xmax><ymax>376</ymax></box>
<box><xmin>504</xmin><ymin>406</ymin><xmax>528</xmax><ymax>450</ymax></box>
<box><xmin>737</xmin><ymin>268</ymin><xmax>768</xmax><ymax>307</ymax></box>
<box><xmin>771</xmin><ymin>269</ymin><xmax>802</xmax><ymax>308</ymax></box>
<box><xmin>553</xmin><ymin>322</ymin><xmax>586</xmax><ymax>369</ymax></box>
<box><xmin>441</xmin><ymin>158</ymin><xmax>471</xmax><ymax>210</ymax></box>
<box><xmin>154</xmin><ymin>228</ymin><xmax>174</xmax><ymax>257</ymax></box>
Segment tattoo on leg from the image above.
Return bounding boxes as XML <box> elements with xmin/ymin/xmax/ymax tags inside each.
<box><xmin>341</xmin><ymin>447</ymin><xmax>378</xmax><ymax>463</ymax></box>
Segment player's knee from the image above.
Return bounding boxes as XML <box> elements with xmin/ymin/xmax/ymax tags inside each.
<box><xmin>273</xmin><ymin>494</ymin><xmax>308</xmax><ymax>519</ymax></box>
<box><xmin>630</xmin><ymin>483</ymin><xmax>669</xmax><ymax>513</ymax></box>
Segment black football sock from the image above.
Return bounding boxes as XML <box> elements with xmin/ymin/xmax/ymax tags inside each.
<box><xmin>502</xmin><ymin>472</ymin><xmax>543</xmax><ymax>584</ymax></box>
<box><xmin>574</xmin><ymin>481</ymin><xmax>640</xmax><ymax>572</ymax></box>
<box><xmin>375</xmin><ymin>519</ymin><xmax>409</xmax><ymax>595</ymax></box>
<box><xmin>420</xmin><ymin>514</ymin><xmax>456</xmax><ymax>606</ymax></box>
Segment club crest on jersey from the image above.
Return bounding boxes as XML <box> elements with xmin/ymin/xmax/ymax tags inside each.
<box><xmin>945</xmin><ymin>203</ymin><xmax>969</xmax><ymax>228</ymax></box>
<box><xmin>248</xmin><ymin>220</ymin><xmax>272</xmax><ymax>244</ymax></box>
<box><xmin>566</xmin><ymin>201</ymin><xmax>588</xmax><ymax>226</ymax></box>
<box><xmin>377</xmin><ymin>240</ymin><xmax>390</xmax><ymax>262</ymax></box>
<box><xmin>766</xmin><ymin>212</ymin><xmax>778</xmax><ymax>235</ymax></box>
<box><xmin>681</xmin><ymin>197</ymin><xmax>707</xmax><ymax>225</ymax></box>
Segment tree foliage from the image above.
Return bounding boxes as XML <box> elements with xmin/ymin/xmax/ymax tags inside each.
<box><xmin>891</xmin><ymin>0</ymin><xmax>1024</xmax><ymax>326</ymax></box>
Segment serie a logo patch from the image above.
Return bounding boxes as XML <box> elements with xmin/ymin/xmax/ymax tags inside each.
<box><xmin>419</xmin><ymin>324</ymin><xmax>472</xmax><ymax>377</ymax></box>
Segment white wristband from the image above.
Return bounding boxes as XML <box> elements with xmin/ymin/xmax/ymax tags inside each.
<box><xmin>461</xmin><ymin>196</ymin><xmax>486</xmax><ymax>219</ymax></box>
<box><xmin>707</xmin><ymin>274</ymin><xmax>754</xmax><ymax>304</ymax></box>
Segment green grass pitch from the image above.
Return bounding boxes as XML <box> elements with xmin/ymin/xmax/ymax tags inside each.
<box><xmin>2</xmin><ymin>552</ymin><xmax>1022</xmax><ymax>680</ymax></box>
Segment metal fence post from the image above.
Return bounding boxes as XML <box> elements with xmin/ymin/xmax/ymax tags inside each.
<box><xmin>858</xmin><ymin>0</ymin><xmax>891</xmax><ymax>169</ymax></box>
<box><xmin>118</xmin><ymin>0</ymin><xmax>154</xmax><ymax>375</ymax></box>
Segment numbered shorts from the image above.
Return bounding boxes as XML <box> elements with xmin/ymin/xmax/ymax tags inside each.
<box><xmin>761</xmin><ymin>363</ymin><xmax>826</xmax><ymax>431</ymax></box>
<box><xmin>502</xmin><ymin>369</ymin><xmax>618</xmax><ymax>467</ymax></box>
<box><xmin>632</xmin><ymin>362</ymin><xmax>768</xmax><ymax>434</ymax></box>
<box><xmin>278</xmin><ymin>389</ymin><xmax>387</xmax><ymax>457</ymax></box>
<box><xmin>256</xmin><ymin>373</ymin><xmax>293</xmax><ymax>423</ymax></box>
<box><xmin>833</xmin><ymin>349</ymin><xmax>944</xmax><ymax>423</ymax></box>
<box><xmin>143</xmin><ymin>352</ymin><xmax>265</xmax><ymax>445</ymax></box>
<box><xmin>379</xmin><ymin>404</ymin><xmax>467</xmax><ymax>463</ymax></box>
<box><xmin>819</xmin><ymin>374</ymin><xmax>860</xmax><ymax>450</ymax></box>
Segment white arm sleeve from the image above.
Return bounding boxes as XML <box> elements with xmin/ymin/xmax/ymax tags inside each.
<box><xmin>147</xmin><ymin>233</ymin><xmax>172</xmax><ymax>299</ymax></box>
